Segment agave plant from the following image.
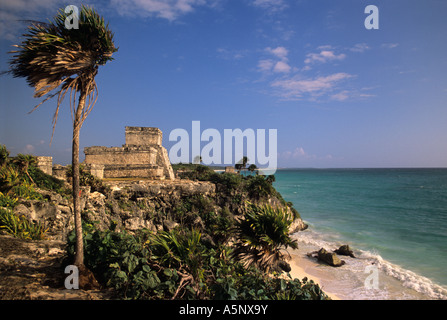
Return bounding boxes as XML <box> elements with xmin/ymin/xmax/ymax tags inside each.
<box><xmin>0</xmin><ymin>144</ymin><xmax>9</xmax><ymax>167</ymax></box>
<box><xmin>0</xmin><ymin>165</ymin><xmax>22</xmax><ymax>194</ymax></box>
<box><xmin>149</xmin><ymin>229</ymin><xmax>204</xmax><ymax>298</ymax></box>
<box><xmin>0</xmin><ymin>208</ymin><xmax>47</xmax><ymax>240</ymax></box>
<box><xmin>232</xmin><ymin>203</ymin><xmax>298</xmax><ymax>273</ymax></box>
<box><xmin>12</xmin><ymin>154</ymin><xmax>37</xmax><ymax>184</ymax></box>
<box><xmin>6</xmin><ymin>5</ymin><xmax>117</xmax><ymax>266</ymax></box>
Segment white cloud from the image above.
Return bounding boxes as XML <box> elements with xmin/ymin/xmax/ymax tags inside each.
<box><xmin>217</xmin><ymin>48</ymin><xmax>247</xmax><ymax>60</ymax></box>
<box><xmin>304</xmin><ymin>50</ymin><xmax>346</xmax><ymax>65</ymax></box>
<box><xmin>331</xmin><ymin>89</ymin><xmax>377</xmax><ymax>102</ymax></box>
<box><xmin>281</xmin><ymin>147</ymin><xmax>316</xmax><ymax>160</ymax></box>
<box><xmin>273</xmin><ymin>61</ymin><xmax>291</xmax><ymax>73</ymax></box>
<box><xmin>381</xmin><ymin>43</ymin><xmax>399</xmax><ymax>49</ymax></box>
<box><xmin>292</xmin><ymin>147</ymin><xmax>308</xmax><ymax>158</ymax></box>
<box><xmin>0</xmin><ymin>0</ymin><xmax>62</xmax><ymax>11</ymax></box>
<box><xmin>301</xmin><ymin>65</ymin><xmax>312</xmax><ymax>72</ymax></box>
<box><xmin>280</xmin><ymin>147</ymin><xmax>338</xmax><ymax>166</ymax></box>
<box><xmin>111</xmin><ymin>0</ymin><xmax>207</xmax><ymax>20</ymax></box>
<box><xmin>258</xmin><ymin>47</ymin><xmax>292</xmax><ymax>73</ymax></box>
<box><xmin>23</xmin><ymin>144</ymin><xmax>35</xmax><ymax>154</ymax></box>
<box><xmin>258</xmin><ymin>46</ymin><xmax>290</xmax><ymax>73</ymax></box>
<box><xmin>266</xmin><ymin>46</ymin><xmax>289</xmax><ymax>60</ymax></box>
<box><xmin>317</xmin><ymin>45</ymin><xmax>333</xmax><ymax>50</ymax></box>
<box><xmin>0</xmin><ymin>0</ymin><xmax>66</xmax><ymax>40</ymax></box>
<box><xmin>257</xmin><ymin>45</ymin><xmax>356</xmax><ymax>101</ymax></box>
<box><xmin>258</xmin><ymin>59</ymin><xmax>275</xmax><ymax>72</ymax></box>
<box><xmin>271</xmin><ymin>73</ymin><xmax>353</xmax><ymax>100</ymax></box>
<box><xmin>350</xmin><ymin>43</ymin><xmax>370</xmax><ymax>53</ymax></box>
<box><xmin>331</xmin><ymin>90</ymin><xmax>350</xmax><ymax>101</ymax></box>
<box><xmin>282</xmin><ymin>147</ymin><xmax>304</xmax><ymax>159</ymax></box>
<box><xmin>252</xmin><ymin>0</ymin><xmax>286</xmax><ymax>10</ymax></box>
<box><xmin>256</xmin><ymin>45</ymin><xmax>369</xmax><ymax>102</ymax></box>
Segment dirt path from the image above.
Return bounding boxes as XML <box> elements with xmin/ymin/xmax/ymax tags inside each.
<box><xmin>0</xmin><ymin>234</ymin><xmax>113</xmax><ymax>300</ymax></box>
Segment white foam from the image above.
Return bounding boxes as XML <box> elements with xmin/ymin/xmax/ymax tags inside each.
<box><xmin>293</xmin><ymin>229</ymin><xmax>447</xmax><ymax>300</ymax></box>
<box><xmin>358</xmin><ymin>249</ymin><xmax>447</xmax><ymax>300</ymax></box>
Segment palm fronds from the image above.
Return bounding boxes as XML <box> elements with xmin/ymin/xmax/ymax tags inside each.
<box><xmin>6</xmin><ymin>5</ymin><xmax>117</xmax><ymax>142</ymax></box>
<box><xmin>232</xmin><ymin>203</ymin><xmax>298</xmax><ymax>273</ymax></box>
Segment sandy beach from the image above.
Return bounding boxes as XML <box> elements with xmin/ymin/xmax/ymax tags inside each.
<box><xmin>286</xmin><ymin>234</ymin><xmax>441</xmax><ymax>300</ymax></box>
<box><xmin>288</xmin><ymin>252</ymin><xmax>341</xmax><ymax>300</ymax></box>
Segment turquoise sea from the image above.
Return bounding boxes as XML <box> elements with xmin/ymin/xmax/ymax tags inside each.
<box><xmin>274</xmin><ymin>168</ymin><xmax>447</xmax><ymax>300</ymax></box>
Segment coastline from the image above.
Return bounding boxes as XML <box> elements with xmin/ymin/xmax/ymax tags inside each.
<box><xmin>274</xmin><ymin>168</ymin><xmax>447</xmax><ymax>300</ymax></box>
<box><xmin>287</xmin><ymin>229</ymin><xmax>447</xmax><ymax>300</ymax></box>
<box><xmin>288</xmin><ymin>252</ymin><xmax>340</xmax><ymax>300</ymax></box>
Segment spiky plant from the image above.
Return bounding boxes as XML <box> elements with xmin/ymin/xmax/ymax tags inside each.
<box><xmin>6</xmin><ymin>5</ymin><xmax>117</xmax><ymax>266</ymax></box>
<box><xmin>12</xmin><ymin>154</ymin><xmax>36</xmax><ymax>184</ymax></box>
<box><xmin>232</xmin><ymin>203</ymin><xmax>298</xmax><ymax>273</ymax></box>
<box><xmin>0</xmin><ymin>144</ymin><xmax>9</xmax><ymax>167</ymax></box>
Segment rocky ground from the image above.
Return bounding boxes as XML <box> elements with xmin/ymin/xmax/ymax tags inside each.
<box><xmin>0</xmin><ymin>234</ymin><xmax>113</xmax><ymax>300</ymax></box>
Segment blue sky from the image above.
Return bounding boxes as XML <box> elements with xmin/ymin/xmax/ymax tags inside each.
<box><xmin>1</xmin><ymin>0</ymin><xmax>447</xmax><ymax>168</ymax></box>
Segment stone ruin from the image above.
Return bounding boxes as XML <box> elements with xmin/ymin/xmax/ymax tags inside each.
<box><xmin>84</xmin><ymin>126</ymin><xmax>175</xmax><ymax>180</ymax></box>
<box><xmin>37</xmin><ymin>126</ymin><xmax>175</xmax><ymax>181</ymax></box>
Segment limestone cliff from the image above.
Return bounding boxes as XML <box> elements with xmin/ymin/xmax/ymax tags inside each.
<box><xmin>11</xmin><ymin>176</ymin><xmax>307</xmax><ymax>241</ymax></box>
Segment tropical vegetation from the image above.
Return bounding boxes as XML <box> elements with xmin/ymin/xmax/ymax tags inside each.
<box><xmin>0</xmin><ymin>145</ymin><xmax>63</xmax><ymax>239</ymax></box>
<box><xmin>0</xmin><ymin>144</ymin><xmax>328</xmax><ymax>299</ymax></box>
<box><xmin>67</xmin><ymin>223</ymin><xmax>328</xmax><ymax>300</ymax></box>
<box><xmin>6</xmin><ymin>6</ymin><xmax>117</xmax><ymax>267</ymax></box>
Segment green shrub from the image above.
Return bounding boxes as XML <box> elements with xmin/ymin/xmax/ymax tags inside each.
<box><xmin>65</xmin><ymin>164</ymin><xmax>108</xmax><ymax>193</ymax></box>
<box><xmin>0</xmin><ymin>165</ymin><xmax>22</xmax><ymax>193</ymax></box>
<box><xmin>246</xmin><ymin>175</ymin><xmax>274</xmax><ymax>199</ymax></box>
<box><xmin>209</xmin><ymin>172</ymin><xmax>244</xmax><ymax>191</ymax></box>
<box><xmin>28</xmin><ymin>166</ymin><xmax>67</xmax><ymax>195</ymax></box>
<box><xmin>0</xmin><ymin>207</ymin><xmax>47</xmax><ymax>240</ymax></box>
<box><xmin>68</xmin><ymin>225</ymin><xmax>329</xmax><ymax>300</ymax></box>
<box><xmin>10</xmin><ymin>182</ymin><xmax>44</xmax><ymax>201</ymax></box>
<box><xmin>0</xmin><ymin>192</ymin><xmax>18</xmax><ymax>208</ymax></box>
<box><xmin>0</xmin><ymin>144</ymin><xmax>9</xmax><ymax>166</ymax></box>
<box><xmin>200</xmin><ymin>206</ymin><xmax>234</xmax><ymax>244</ymax></box>
<box><xmin>232</xmin><ymin>203</ymin><xmax>298</xmax><ymax>273</ymax></box>
<box><xmin>150</xmin><ymin>229</ymin><xmax>205</xmax><ymax>286</ymax></box>
<box><xmin>0</xmin><ymin>151</ymin><xmax>68</xmax><ymax>199</ymax></box>
<box><xmin>175</xmin><ymin>164</ymin><xmax>214</xmax><ymax>181</ymax></box>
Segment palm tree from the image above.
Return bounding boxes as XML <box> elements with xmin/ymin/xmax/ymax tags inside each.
<box><xmin>6</xmin><ymin>6</ymin><xmax>117</xmax><ymax>267</ymax></box>
<box><xmin>241</xmin><ymin>156</ymin><xmax>249</xmax><ymax>168</ymax></box>
<box><xmin>232</xmin><ymin>203</ymin><xmax>298</xmax><ymax>273</ymax></box>
<box><xmin>235</xmin><ymin>156</ymin><xmax>249</xmax><ymax>173</ymax></box>
<box><xmin>248</xmin><ymin>164</ymin><xmax>257</xmax><ymax>175</ymax></box>
<box><xmin>12</xmin><ymin>154</ymin><xmax>36</xmax><ymax>184</ymax></box>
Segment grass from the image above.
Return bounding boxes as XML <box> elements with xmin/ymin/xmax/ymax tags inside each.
<box><xmin>0</xmin><ymin>207</ymin><xmax>48</xmax><ymax>240</ymax></box>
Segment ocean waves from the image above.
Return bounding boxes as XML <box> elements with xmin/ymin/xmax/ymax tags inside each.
<box><xmin>276</xmin><ymin>168</ymin><xmax>447</xmax><ymax>300</ymax></box>
<box><xmin>293</xmin><ymin>229</ymin><xmax>447</xmax><ymax>300</ymax></box>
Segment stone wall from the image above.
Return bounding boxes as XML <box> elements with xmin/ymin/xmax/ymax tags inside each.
<box><xmin>36</xmin><ymin>156</ymin><xmax>52</xmax><ymax>175</ymax></box>
<box><xmin>102</xmin><ymin>164</ymin><xmax>163</xmax><ymax>179</ymax></box>
<box><xmin>84</xmin><ymin>164</ymin><xmax>105</xmax><ymax>180</ymax></box>
<box><xmin>83</xmin><ymin>126</ymin><xmax>174</xmax><ymax>180</ymax></box>
<box><xmin>84</xmin><ymin>146</ymin><xmax>158</xmax><ymax>166</ymax></box>
<box><xmin>154</xmin><ymin>145</ymin><xmax>175</xmax><ymax>180</ymax></box>
<box><xmin>52</xmin><ymin>164</ymin><xmax>66</xmax><ymax>180</ymax></box>
<box><xmin>125</xmin><ymin>126</ymin><xmax>162</xmax><ymax>146</ymax></box>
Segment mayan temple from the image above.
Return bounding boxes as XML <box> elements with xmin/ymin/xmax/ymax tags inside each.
<box><xmin>83</xmin><ymin>126</ymin><xmax>175</xmax><ymax>180</ymax></box>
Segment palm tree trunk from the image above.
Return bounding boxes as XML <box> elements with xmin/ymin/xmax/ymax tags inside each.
<box><xmin>72</xmin><ymin>90</ymin><xmax>87</xmax><ymax>267</ymax></box>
